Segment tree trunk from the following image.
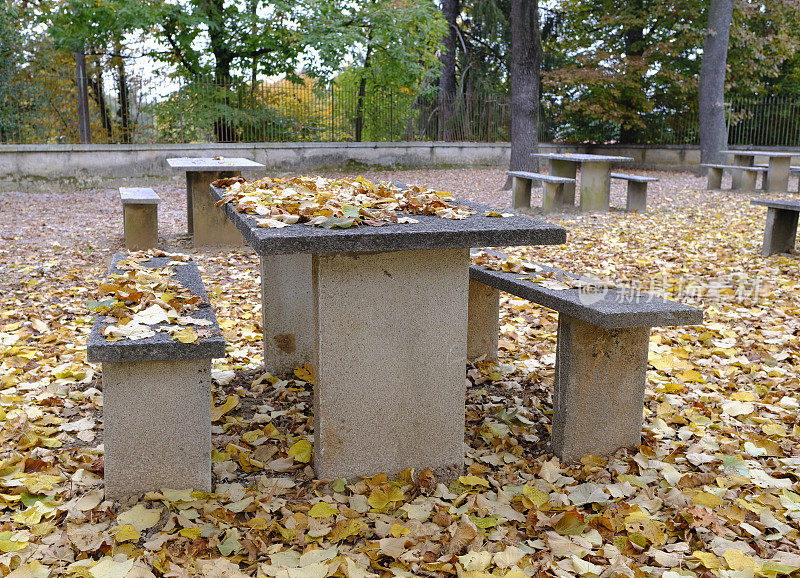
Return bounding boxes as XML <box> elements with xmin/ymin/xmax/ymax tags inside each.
<box><xmin>438</xmin><ymin>0</ymin><xmax>460</xmax><ymax>141</ymax></box>
<box><xmin>506</xmin><ymin>0</ymin><xmax>542</xmax><ymax>188</ymax></box>
<box><xmin>74</xmin><ymin>48</ymin><xmax>91</xmax><ymax>144</ymax></box>
<box><xmin>699</xmin><ymin>0</ymin><xmax>734</xmax><ymax>165</ymax></box>
<box><xmin>114</xmin><ymin>40</ymin><xmax>132</xmax><ymax>144</ymax></box>
<box><xmin>355</xmin><ymin>40</ymin><xmax>373</xmax><ymax>143</ymax></box>
<box><xmin>88</xmin><ymin>73</ymin><xmax>113</xmax><ymax>142</ymax></box>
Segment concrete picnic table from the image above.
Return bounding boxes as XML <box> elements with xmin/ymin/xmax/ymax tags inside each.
<box><xmin>720</xmin><ymin>150</ymin><xmax>796</xmax><ymax>192</ymax></box>
<box><xmin>209</xmin><ymin>183</ymin><xmax>566</xmax><ymax>480</ymax></box>
<box><xmin>531</xmin><ymin>152</ymin><xmax>634</xmax><ymax>212</ymax></box>
<box><xmin>166</xmin><ymin>157</ymin><xmax>265</xmax><ymax>246</ymax></box>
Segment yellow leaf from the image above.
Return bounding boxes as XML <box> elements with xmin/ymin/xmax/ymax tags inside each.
<box><xmin>762</xmin><ymin>423</ymin><xmax>787</xmax><ymax>437</ymax></box>
<box><xmin>679</xmin><ymin>369</ymin><xmax>705</xmax><ymax>383</ymax></box>
<box><xmin>692</xmin><ymin>491</ymin><xmax>723</xmax><ymax>508</ymax></box>
<box><xmin>308</xmin><ymin>502</ymin><xmax>339</xmax><ymax>518</ymax></box>
<box><xmin>723</xmin><ymin>548</ymin><xmax>757</xmax><ymax>571</ymax></box>
<box><xmin>390</xmin><ymin>524</ymin><xmax>410</xmax><ymax>537</ymax></box>
<box><xmin>0</xmin><ymin>531</ymin><xmax>27</xmax><ymax>552</ymax></box>
<box><xmin>179</xmin><ymin>527</ymin><xmax>202</xmax><ymax>540</ymax></box>
<box><xmin>288</xmin><ymin>439</ymin><xmax>312</xmax><ymax>463</ymax></box>
<box><xmin>458</xmin><ymin>475</ymin><xmax>490</xmax><ymax>488</ymax></box>
<box><xmin>111</xmin><ymin>524</ymin><xmax>140</xmax><ymax>543</ymax></box>
<box><xmin>211</xmin><ymin>394</ymin><xmax>240</xmax><ymax>422</ymax></box>
<box><xmin>523</xmin><ymin>485</ymin><xmax>549</xmax><ymax>508</ymax></box>
<box><xmin>293</xmin><ymin>363</ymin><xmax>314</xmax><ymax>383</ymax></box>
<box><xmin>368</xmin><ymin>488</ymin><xmax>390</xmax><ymax>510</ymax></box>
<box><xmin>116</xmin><ymin>504</ymin><xmax>162</xmax><ymax>532</ymax></box>
<box><xmin>173</xmin><ymin>327</ymin><xmax>198</xmax><ymax>343</ymax></box>
<box><xmin>693</xmin><ymin>551</ymin><xmax>722</xmax><ymax>569</ymax></box>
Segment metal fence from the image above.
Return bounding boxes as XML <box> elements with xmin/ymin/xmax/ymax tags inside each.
<box><xmin>0</xmin><ymin>72</ymin><xmax>798</xmax><ymax>147</ymax></box>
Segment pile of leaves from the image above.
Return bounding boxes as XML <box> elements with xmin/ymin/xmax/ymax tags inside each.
<box><xmin>88</xmin><ymin>250</ymin><xmax>214</xmax><ymax>344</ymax></box>
<box><xmin>213</xmin><ymin>176</ymin><xmax>474</xmax><ymax>229</ymax></box>
<box><xmin>0</xmin><ymin>178</ymin><xmax>799</xmax><ymax>576</ymax></box>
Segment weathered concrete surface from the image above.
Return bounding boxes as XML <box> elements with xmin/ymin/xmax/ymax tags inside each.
<box><xmin>625</xmin><ymin>181</ymin><xmax>648</xmax><ymax>213</ymax></box>
<box><xmin>551</xmin><ymin>315</ymin><xmax>651</xmax><ymax>463</ymax></box>
<box><xmin>0</xmin><ymin>142</ymin><xmax>737</xmax><ymax>192</ymax></box>
<box><xmin>760</xmin><ymin>207</ymin><xmax>799</xmax><ymax>256</ymax></box>
<box><xmin>122</xmin><ymin>203</ymin><xmax>159</xmax><ymax>250</ymax></box>
<box><xmin>102</xmin><ymin>358</ymin><xmax>212</xmax><ymax>499</ymax></box>
<box><xmin>312</xmin><ymin>248</ymin><xmax>469</xmax><ymax>480</ymax></box>
<box><xmin>549</xmin><ymin>159</ymin><xmax>577</xmax><ymax>206</ymax></box>
<box><xmin>706</xmin><ymin>167</ymin><xmax>723</xmax><ymax>189</ymax></box>
<box><xmin>511</xmin><ymin>176</ymin><xmax>532</xmax><ymax>210</ymax></box>
<box><xmin>187</xmin><ymin>170</ymin><xmax>245</xmax><ymax>247</ymax></box>
<box><xmin>260</xmin><ymin>254</ymin><xmax>314</xmax><ymax>375</ymax></box>
<box><xmin>467</xmin><ymin>279</ymin><xmax>500</xmax><ymax>362</ymax></box>
<box><xmin>767</xmin><ymin>157</ymin><xmax>791</xmax><ymax>192</ymax></box>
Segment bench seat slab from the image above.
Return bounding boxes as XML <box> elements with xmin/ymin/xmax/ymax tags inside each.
<box><xmin>103</xmin><ymin>358</ymin><xmax>212</xmax><ymax>499</ymax></box>
<box><xmin>260</xmin><ymin>254</ymin><xmax>314</xmax><ymax>375</ymax></box>
<box><xmin>313</xmin><ymin>248</ymin><xmax>469</xmax><ymax>480</ymax></box>
<box><xmin>762</xmin><ymin>207</ymin><xmax>799</xmax><ymax>256</ymax></box>
<box><xmin>552</xmin><ymin>316</ymin><xmax>650</xmax><ymax>463</ymax></box>
<box><xmin>188</xmin><ymin>170</ymin><xmax>244</xmax><ymax>248</ymax></box>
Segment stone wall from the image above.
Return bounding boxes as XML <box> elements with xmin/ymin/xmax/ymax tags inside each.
<box><xmin>0</xmin><ymin>141</ymin><xmax>766</xmax><ymax>192</ymax></box>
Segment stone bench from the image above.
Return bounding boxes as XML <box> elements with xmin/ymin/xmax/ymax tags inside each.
<box><xmin>87</xmin><ymin>254</ymin><xmax>226</xmax><ymax>499</ymax></box>
<box><xmin>507</xmin><ymin>170</ymin><xmax>576</xmax><ymax>213</ymax></box>
<box><xmin>700</xmin><ymin>164</ymin><xmax>766</xmax><ymax>192</ymax></box>
<box><xmin>468</xmin><ymin>250</ymin><xmax>702</xmax><ymax>463</ymax></box>
<box><xmin>609</xmin><ymin>173</ymin><xmax>659</xmax><ymax>213</ymax></box>
<box><xmin>751</xmin><ymin>199</ymin><xmax>800</xmax><ymax>256</ymax></box>
<box><xmin>120</xmin><ymin>187</ymin><xmax>160</xmax><ymax>250</ymax></box>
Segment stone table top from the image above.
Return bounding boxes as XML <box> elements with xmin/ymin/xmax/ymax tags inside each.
<box><xmin>751</xmin><ymin>199</ymin><xmax>800</xmax><ymax>211</ymax></box>
<box><xmin>166</xmin><ymin>157</ymin><xmax>265</xmax><ymax>171</ymax></box>
<box><xmin>87</xmin><ymin>255</ymin><xmax>226</xmax><ymax>363</ymax></box>
<box><xmin>530</xmin><ymin>153</ymin><xmax>634</xmax><ymax>163</ymax></box>
<box><xmin>210</xmin><ymin>185</ymin><xmax>566</xmax><ymax>255</ymax></box>
<box><xmin>721</xmin><ymin>150</ymin><xmax>797</xmax><ymax>158</ymax></box>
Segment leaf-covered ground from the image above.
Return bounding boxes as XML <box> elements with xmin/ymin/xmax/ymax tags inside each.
<box><xmin>0</xmin><ymin>168</ymin><xmax>799</xmax><ymax>577</ymax></box>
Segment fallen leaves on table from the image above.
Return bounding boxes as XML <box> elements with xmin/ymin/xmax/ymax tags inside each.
<box><xmin>215</xmin><ymin>175</ymin><xmax>475</xmax><ymax>229</ymax></box>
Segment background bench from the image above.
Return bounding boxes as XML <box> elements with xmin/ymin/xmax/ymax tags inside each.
<box><xmin>120</xmin><ymin>187</ymin><xmax>160</xmax><ymax>250</ymax></box>
<box><xmin>751</xmin><ymin>199</ymin><xmax>800</xmax><ymax>256</ymax></box>
<box><xmin>507</xmin><ymin>170</ymin><xmax>576</xmax><ymax>213</ymax></box>
<box><xmin>701</xmin><ymin>164</ymin><xmax>766</xmax><ymax>192</ymax></box>
<box><xmin>468</xmin><ymin>250</ymin><xmax>702</xmax><ymax>463</ymax></box>
<box><xmin>87</xmin><ymin>254</ymin><xmax>226</xmax><ymax>499</ymax></box>
<box><xmin>610</xmin><ymin>173</ymin><xmax>659</xmax><ymax>213</ymax></box>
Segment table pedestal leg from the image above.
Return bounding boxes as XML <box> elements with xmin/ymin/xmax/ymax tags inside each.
<box><xmin>767</xmin><ymin>157</ymin><xmax>791</xmax><ymax>193</ymax></box>
<box><xmin>260</xmin><ymin>255</ymin><xmax>314</xmax><ymax>376</ymax></box>
<box><xmin>188</xmin><ymin>170</ymin><xmax>244</xmax><ymax>247</ymax></box>
<box><xmin>312</xmin><ymin>248</ymin><xmax>469</xmax><ymax>480</ymax></box>
<box><xmin>550</xmin><ymin>160</ymin><xmax>577</xmax><ymax>206</ymax></box>
<box><xmin>731</xmin><ymin>154</ymin><xmax>753</xmax><ymax>190</ymax></box>
<box><xmin>762</xmin><ymin>208</ymin><xmax>799</xmax><ymax>257</ymax></box>
<box><xmin>467</xmin><ymin>279</ymin><xmax>500</xmax><ymax>362</ymax></box>
<box><xmin>579</xmin><ymin>161</ymin><xmax>611</xmax><ymax>212</ymax></box>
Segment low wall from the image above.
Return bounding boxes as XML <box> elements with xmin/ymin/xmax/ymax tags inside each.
<box><xmin>0</xmin><ymin>141</ymin><xmax>709</xmax><ymax>192</ymax></box>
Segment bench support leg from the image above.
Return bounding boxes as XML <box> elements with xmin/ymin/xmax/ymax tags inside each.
<box><xmin>730</xmin><ymin>154</ymin><xmax>753</xmax><ymax>189</ymax></box>
<box><xmin>188</xmin><ymin>170</ymin><xmax>244</xmax><ymax>247</ymax></box>
<box><xmin>312</xmin><ymin>248</ymin><xmax>469</xmax><ymax>480</ymax></box>
<box><xmin>542</xmin><ymin>182</ymin><xmax>565</xmax><ymax>212</ymax></box>
<box><xmin>511</xmin><ymin>176</ymin><xmax>532</xmax><ymax>210</ymax></box>
<box><xmin>706</xmin><ymin>167</ymin><xmax>722</xmax><ymax>189</ymax></box>
<box><xmin>552</xmin><ymin>315</ymin><xmax>650</xmax><ymax>463</ymax></box>
<box><xmin>579</xmin><ymin>161</ymin><xmax>611</xmax><ymax>212</ymax></box>
<box><xmin>102</xmin><ymin>359</ymin><xmax>212</xmax><ymax>500</ymax></box>
<box><xmin>550</xmin><ymin>160</ymin><xmax>576</xmax><ymax>206</ymax></box>
<box><xmin>762</xmin><ymin>208</ymin><xmax>799</xmax><ymax>257</ymax></box>
<box><xmin>625</xmin><ymin>181</ymin><xmax>648</xmax><ymax>213</ymax></box>
<box><xmin>467</xmin><ymin>279</ymin><xmax>500</xmax><ymax>362</ymax></box>
<box><xmin>123</xmin><ymin>204</ymin><xmax>158</xmax><ymax>250</ymax></box>
<box><xmin>260</xmin><ymin>255</ymin><xmax>314</xmax><ymax>376</ymax></box>
<box><xmin>767</xmin><ymin>157</ymin><xmax>791</xmax><ymax>192</ymax></box>
<box><xmin>739</xmin><ymin>170</ymin><xmax>757</xmax><ymax>192</ymax></box>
